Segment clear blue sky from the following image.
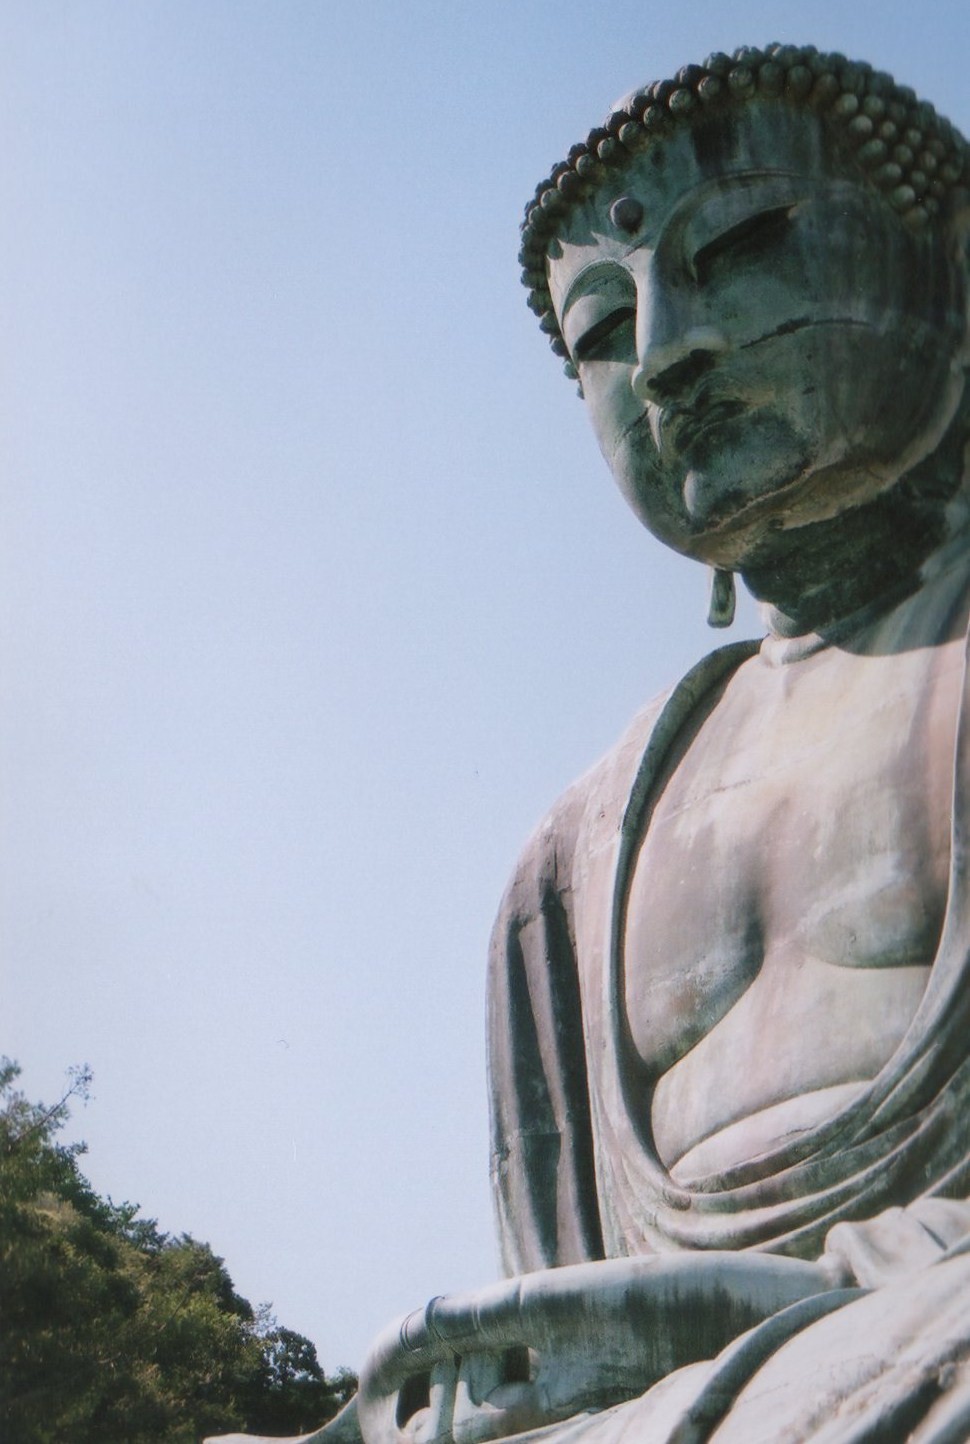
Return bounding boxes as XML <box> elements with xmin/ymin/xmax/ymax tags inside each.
<box><xmin>3</xmin><ymin>0</ymin><xmax>969</xmax><ymax>1372</ymax></box>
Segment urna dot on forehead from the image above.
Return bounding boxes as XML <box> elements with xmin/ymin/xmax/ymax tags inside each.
<box><xmin>518</xmin><ymin>43</ymin><xmax>970</xmax><ymax>381</ymax></box>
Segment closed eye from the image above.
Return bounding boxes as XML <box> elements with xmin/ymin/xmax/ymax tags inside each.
<box><xmin>572</xmin><ymin>305</ymin><xmax>636</xmax><ymax>362</ymax></box>
<box><xmin>693</xmin><ymin>205</ymin><xmax>794</xmax><ymax>286</ymax></box>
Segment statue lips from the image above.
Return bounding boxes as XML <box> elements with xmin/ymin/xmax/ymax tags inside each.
<box><xmin>661</xmin><ymin>390</ymin><xmax>747</xmax><ymax>463</ymax></box>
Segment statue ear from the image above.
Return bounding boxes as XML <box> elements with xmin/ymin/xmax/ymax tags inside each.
<box><xmin>948</xmin><ymin>202</ymin><xmax>970</xmax><ymax>366</ymax></box>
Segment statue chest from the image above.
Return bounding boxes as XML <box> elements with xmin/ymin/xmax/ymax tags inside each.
<box><xmin>621</xmin><ymin>630</ymin><xmax>965</xmax><ymax>1179</ymax></box>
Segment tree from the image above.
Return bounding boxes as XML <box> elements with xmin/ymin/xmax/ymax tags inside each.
<box><xmin>242</xmin><ymin>1315</ymin><xmax>357</xmax><ymax>1436</ymax></box>
<box><xmin>0</xmin><ymin>1060</ymin><xmax>355</xmax><ymax>1443</ymax></box>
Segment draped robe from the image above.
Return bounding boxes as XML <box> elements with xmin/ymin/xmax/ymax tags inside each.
<box><xmin>487</xmin><ymin>617</ymin><xmax>970</xmax><ymax>1440</ymax></box>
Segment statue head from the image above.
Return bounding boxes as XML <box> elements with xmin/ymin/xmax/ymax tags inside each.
<box><xmin>521</xmin><ymin>46</ymin><xmax>970</xmax><ymax>577</ymax></box>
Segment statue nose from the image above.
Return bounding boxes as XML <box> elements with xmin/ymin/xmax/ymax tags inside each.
<box><xmin>631</xmin><ymin>326</ymin><xmax>729</xmax><ymax>404</ymax></box>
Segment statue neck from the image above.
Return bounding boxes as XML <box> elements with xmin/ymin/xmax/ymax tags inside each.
<box><xmin>740</xmin><ymin>416</ymin><xmax>970</xmax><ymax>638</ymax></box>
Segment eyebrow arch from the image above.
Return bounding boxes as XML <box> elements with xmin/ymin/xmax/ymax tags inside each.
<box><xmin>561</xmin><ymin>259</ymin><xmax>633</xmax><ymax>317</ymax></box>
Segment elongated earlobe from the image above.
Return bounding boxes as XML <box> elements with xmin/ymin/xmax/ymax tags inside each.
<box><xmin>707</xmin><ymin>567</ymin><xmax>736</xmax><ymax>628</ymax></box>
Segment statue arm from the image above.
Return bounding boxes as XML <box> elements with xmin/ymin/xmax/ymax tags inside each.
<box><xmin>356</xmin><ymin>1253</ymin><xmax>838</xmax><ymax>1444</ymax></box>
<box><xmin>487</xmin><ymin>780</ymin><xmax>605</xmax><ymax>1277</ymax></box>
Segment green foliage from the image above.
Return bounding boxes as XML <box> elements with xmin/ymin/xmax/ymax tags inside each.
<box><xmin>242</xmin><ymin>1315</ymin><xmax>358</xmax><ymax>1436</ymax></box>
<box><xmin>0</xmin><ymin>1060</ymin><xmax>355</xmax><ymax>1443</ymax></box>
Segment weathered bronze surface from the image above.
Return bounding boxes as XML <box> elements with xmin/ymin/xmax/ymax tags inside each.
<box><xmin>211</xmin><ymin>44</ymin><xmax>970</xmax><ymax>1444</ymax></box>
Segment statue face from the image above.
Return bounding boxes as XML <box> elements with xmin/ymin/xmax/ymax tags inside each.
<box><xmin>546</xmin><ymin>108</ymin><xmax>968</xmax><ymax>566</ymax></box>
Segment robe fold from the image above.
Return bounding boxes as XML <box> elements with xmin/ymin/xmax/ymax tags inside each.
<box><xmin>488</xmin><ymin>624</ymin><xmax>970</xmax><ymax>1272</ymax></box>
<box><xmin>484</xmin><ymin>621</ymin><xmax>970</xmax><ymax>1439</ymax></box>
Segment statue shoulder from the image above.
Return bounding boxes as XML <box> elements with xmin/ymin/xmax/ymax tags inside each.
<box><xmin>492</xmin><ymin>688</ymin><xmax>673</xmax><ymax>934</ymax></box>
<box><xmin>494</xmin><ymin>640</ymin><xmax>758</xmax><ymax>930</ymax></box>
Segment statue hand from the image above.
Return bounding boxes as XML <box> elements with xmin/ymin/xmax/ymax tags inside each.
<box><xmin>356</xmin><ymin>1253</ymin><xmax>832</xmax><ymax>1444</ymax></box>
